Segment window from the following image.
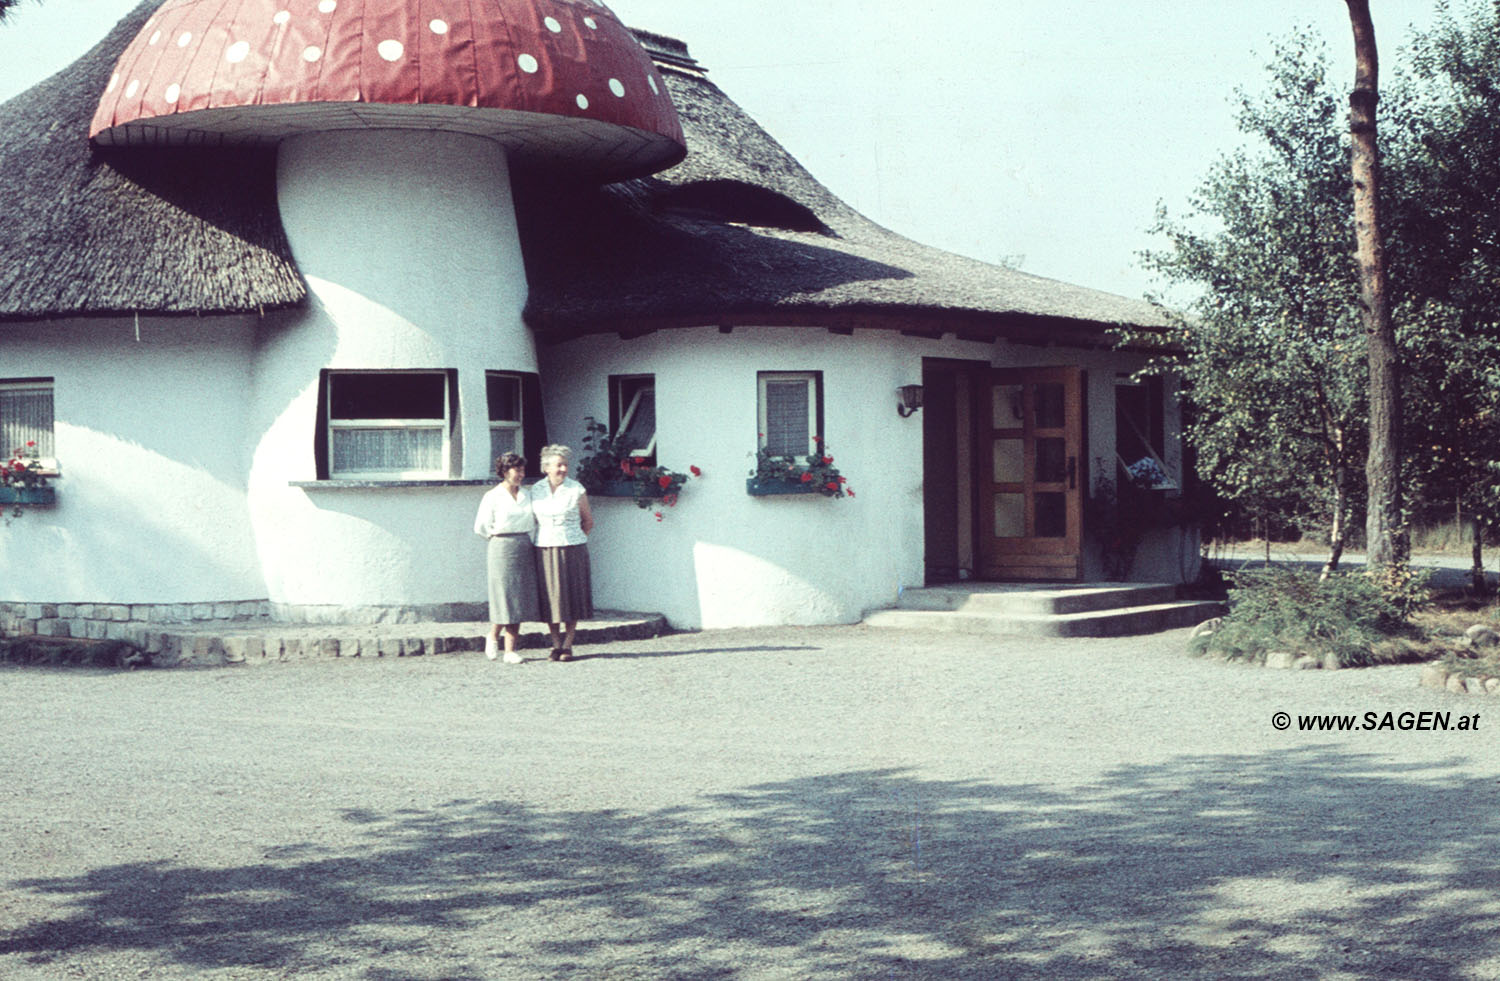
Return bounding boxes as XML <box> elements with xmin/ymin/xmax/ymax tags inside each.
<box><xmin>487</xmin><ymin>372</ymin><xmax>523</xmax><ymax>464</ymax></box>
<box><xmin>325</xmin><ymin>371</ymin><xmax>452</xmax><ymax>478</ymax></box>
<box><xmin>1115</xmin><ymin>375</ymin><xmax>1174</xmax><ymax>490</ymax></box>
<box><xmin>0</xmin><ymin>378</ymin><xmax>55</xmax><ymax>467</ymax></box>
<box><xmin>758</xmin><ymin>371</ymin><xmax>822</xmax><ymax>457</ymax></box>
<box><xmin>610</xmin><ymin>374</ymin><xmax>656</xmax><ymax>463</ymax></box>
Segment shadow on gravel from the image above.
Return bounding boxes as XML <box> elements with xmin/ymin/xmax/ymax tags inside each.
<box><xmin>3</xmin><ymin>747</ymin><xmax>1498</xmax><ymax>978</ymax></box>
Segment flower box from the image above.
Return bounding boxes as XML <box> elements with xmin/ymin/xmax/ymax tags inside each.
<box><xmin>588</xmin><ymin>480</ymin><xmax>656</xmax><ymax>499</ymax></box>
<box><xmin>745</xmin><ymin>478</ymin><xmax>822</xmax><ymax>496</ymax></box>
<box><xmin>0</xmin><ymin>486</ymin><xmax>55</xmax><ymax>505</ymax></box>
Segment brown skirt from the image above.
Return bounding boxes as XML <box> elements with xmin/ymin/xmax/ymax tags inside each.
<box><xmin>536</xmin><ymin>544</ymin><xmax>593</xmax><ymax>623</ymax></box>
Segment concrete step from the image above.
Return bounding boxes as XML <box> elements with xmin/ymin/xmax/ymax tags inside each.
<box><xmin>896</xmin><ymin>582</ymin><xmax>1180</xmax><ymax>616</ymax></box>
<box><xmin>863</xmin><ymin>599</ymin><xmax>1226</xmax><ymax>638</ymax></box>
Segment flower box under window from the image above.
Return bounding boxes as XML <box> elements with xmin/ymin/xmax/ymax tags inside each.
<box><xmin>0</xmin><ymin>486</ymin><xmax>55</xmax><ymax>505</ymax></box>
<box><xmin>746</xmin><ymin>477</ymin><xmax>822</xmax><ymax>496</ymax></box>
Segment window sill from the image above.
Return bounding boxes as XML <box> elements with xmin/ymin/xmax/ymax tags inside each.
<box><xmin>291</xmin><ymin>479</ymin><xmax>493</xmax><ymax>489</ymax></box>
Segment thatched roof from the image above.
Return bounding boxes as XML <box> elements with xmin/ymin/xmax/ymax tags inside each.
<box><xmin>0</xmin><ymin>6</ymin><xmax>1165</xmax><ymax>343</ymax></box>
<box><xmin>0</xmin><ymin>1</ymin><xmax>305</xmax><ymax>322</ymax></box>
<box><xmin>516</xmin><ymin>31</ymin><xmax>1171</xmax><ymax>345</ymax></box>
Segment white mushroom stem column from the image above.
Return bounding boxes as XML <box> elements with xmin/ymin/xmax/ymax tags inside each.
<box><xmin>246</xmin><ymin>129</ymin><xmax>533</xmax><ymax>614</ymax></box>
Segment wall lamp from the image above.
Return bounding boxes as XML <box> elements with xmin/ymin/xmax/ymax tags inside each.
<box><xmin>897</xmin><ymin>384</ymin><xmax>924</xmax><ymax>417</ymax></box>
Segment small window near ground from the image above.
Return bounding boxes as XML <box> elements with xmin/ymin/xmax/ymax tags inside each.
<box><xmin>0</xmin><ymin>378</ymin><xmax>55</xmax><ymax>468</ymax></box>
<box><xmin>610</xmin><ymin>374</ymin><xmax>656</xmax><ymax>464</ymax></box>
<box><xmin>487</xmin><ymin>372</ymin><xmax>523</xmax><ymax>466</ymax></box>
<box><xmin>758</xmin><ymin>371</ymin><xmax>822</xmax><ymax>457</ymax></box>
<box><xmin>327</xmin><ymin>371</ymin><xmax>450</xmax><ymax>478</ymax></box>
<box><xmin>1115</xmin><ymin>376</ymin><xmax>1173</xmax><ymax>491</ymax></box>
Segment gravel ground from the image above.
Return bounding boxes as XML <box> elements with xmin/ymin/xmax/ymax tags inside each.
<box><xmin>1</xmin><ymin>623</ymin><xmax>1497</xmax><ymax>980</ymax></box>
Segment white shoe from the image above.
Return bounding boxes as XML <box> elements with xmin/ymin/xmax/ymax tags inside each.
<box><xmin>502</xmin><ymin>649</ymin><xmax>523</xmax><ymax>664</ymax></box>
<box><xmin>484</xmin><ymin>635</ymin><xmax>499</xmax><ymax>660</ymax></box>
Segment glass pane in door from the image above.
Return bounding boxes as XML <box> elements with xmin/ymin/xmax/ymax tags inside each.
<box><xmin>1035</xmin><ymin>492</ymin><xmax>1067</xmax><ymax>538</ymax></box>
<box><xmin>1035</xmin><ymin>382</ymin><xmax>1065</xmax><ymax>429</ymax></box>
<box><xmin>994</xmin><ymin>493</ymin><xmax>1026</xmax><ymax>537</ymax></box>
<box><xmin>1036</xmin><ymin>437</ymin><xmax>1067</xmax><ymax>483</ymax></box>
<box><xmin>993</xmin><ymin>438</ymin><xmax>1024</xmax><ymax>484</ymax></box>
<box><xmin>992</xmin><ymin>384</ymin><xmax>1024</xmax><ymax>428</ymax></box>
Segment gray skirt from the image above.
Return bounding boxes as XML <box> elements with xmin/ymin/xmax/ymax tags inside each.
<box><xmin>537</xmin><ymin>544</ymin><xmax>593</xmax><ymax>623</ymax></box>
<box><xmin>487</xmin><ymin>534</ymin><xmax>541</xmax><ymax>625</ymax></box>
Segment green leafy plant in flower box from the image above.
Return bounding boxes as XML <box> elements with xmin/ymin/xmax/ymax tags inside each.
<box><xmin>748</xmin><ymin>436</ymin><xmax>853</xmax><ymax>498</ymax></box>
<box><xmin>575</xmin><ymin>417</ymin><xmax>699</xmax><ymax>520</ymax></box>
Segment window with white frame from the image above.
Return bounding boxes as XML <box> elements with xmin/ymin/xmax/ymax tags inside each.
<box><xmin>611</xmin><ymin>374</ymin><xmax>656</xmax><ymax>462</ymax></box>
<box><xmin>487</xmin><ymin>372</ymin><xmax>523</xmax><ymax>465</ymax></box>
<box><xmin>758</xmin><ymin>371</ymin><xmax>821</xmax><ymax>457</ymax></box>
<box><xmin>0</xmin><ymin>378</ymin><xmax>55</xmax><ymax>467</ymax></box>
<box><xmin>326</xmin><ymin>371</ymin><xmax>450</xmax><ymax>478</ymax></box>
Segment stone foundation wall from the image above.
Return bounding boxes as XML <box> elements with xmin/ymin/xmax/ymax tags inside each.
<box><xmin>0</xmin><ymin>601</ymin><xmax>270</xmax><ymax>640</ymax></box>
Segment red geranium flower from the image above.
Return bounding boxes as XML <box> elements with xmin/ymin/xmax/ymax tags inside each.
<box><xmin>823</xmin><ymin>456</ymin><xmax>833</xmax><ymax>465</ymax></box>
<box><xmin>663</xmin><ymin>493</ymin><xmax>678</xmax><ymax>507</ymax></box>
<box><xmin>689</xmin><ymin>465</ymin><xmax>702</xmax><ymax>477</ymax></box>
<box><xmin>620</xmin><ymin>460</ymin><xmax>633</xmax><ymax>476</ymax></box>
<box><xmin>634</xmin><ymin>456</ymin><xmax>646</xmax><ymax>464</ymax></box>
<box><xmin>658</xmin><ymin>474</ymin><xmax>672</xmax><ymax>489</ymax></box>
<box><xmin>799</xmin><ymin>472</ymin><xmax>813</xmax><ymax>483</ymax></box>
<box><xmin>654</xmin><ymin>511</ymin><xmax>663</xmax><ymax>521</ymax></box>
<box><xmin>25</xmin><ymin>441</ymin><xmax>35</xmax><ymax>447</ymax></box>
<box><xmin>812</xmin><ymin>435</ymin><xmax>823</xmax><ymax>443</ymax></box>
<box><xmin>825</xmin><ymin>482</ymin><xmax>838</xmax><ymax>491</ymax></box>
<box><xmin>847</xmin><ymin>489</ymin><xmax>856</xmax><ymax>497</ymax></box>
<box><xmin>837</xmin><ymin>476</ymin><xmax>847</xmax><ymax>483</ymax></box>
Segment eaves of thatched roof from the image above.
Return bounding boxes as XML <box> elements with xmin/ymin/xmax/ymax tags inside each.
<box><xmin>0</xmin><ymin>1</ymin><xmax>305</xmax><ymax>323</ymax></box>
<box><xmin>516</xmin><ymin>31</ymin><xmax>1171</xmax><ymax>346</ymax></box>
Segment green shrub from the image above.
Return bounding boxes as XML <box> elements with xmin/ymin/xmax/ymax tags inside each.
<box><xmin>1193</xmin><ymin>565</ymin><xmax>1429</xmax><ymax>667</ymax></box>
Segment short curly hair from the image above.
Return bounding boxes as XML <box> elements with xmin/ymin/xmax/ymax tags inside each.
<box><xmin>539</xmin><ymin>444</ymin><xmax>572</xmax><ymax>468</ymax></box>
<box><xmin>495</xmin><ymin>452</ymin><xmax>527</xmax><ymax>477</ymax></box>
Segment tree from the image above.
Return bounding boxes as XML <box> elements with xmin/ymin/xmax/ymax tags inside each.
<box><xmin>1383</xmin><ymin>0</ymin><xmax>1500</xmax><ymax>592</ymax></box>
<box><xmin>1141</xmin><ymin>32</ymin><xmax>1366</xmax><ymax>575</ymax></box>
<box><xmin>1345</xmin><ymin>0</ymin><xmax>1408</xmax><ymax>573</ymax></box>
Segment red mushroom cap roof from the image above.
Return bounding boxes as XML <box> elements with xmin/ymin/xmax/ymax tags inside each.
<box><xmin>90</xmin><ymin>0</ymin><xmax>685</xmax><ymax>179</ymax></box>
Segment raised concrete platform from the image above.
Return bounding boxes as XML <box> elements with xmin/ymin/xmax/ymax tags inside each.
<box><xmin>1</xmin><ymin>611</ymin><xmax>668</xmax><ymax>668</ymax></box>
<box><xmin>863</xmin><ymin>583</ymin><xmax>1225</xmax><ymax>638</ymax></box>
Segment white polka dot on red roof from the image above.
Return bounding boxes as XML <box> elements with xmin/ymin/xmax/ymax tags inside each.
<box><xmin>227</xmin><ymin>41</ymin><xmax>250</xmax><ymax>63</ymax></box>
<box><xmin>125</xmin><ymin>80</ymin><xmax>139</xmax><ymax>97</ymax></box>
<box><xmin>274</xmin><ymin>10</ymin><xmax>290</xmax><ymax>25</ymax></box>
<box><xmin>107</xmin><ymin>74</ymin><xmax>119</xmax><ymax>92</ymax></box>
<box><xmin>319</xmin><ymin>1</ymin><xmax>337</xmax><ymax>13</ymax></box>
<box><xmin>584</xmin><ymin>17</ymin><xmax>597</xmax><ymax>29</ymax></box>
<box><xmin>303</xmin><ymin>46</ymin><xmax>322</xmax><ymax>62</ymax></box>
<box><xmin>518</xmin><ymin>53</ymin><xmax>538</xmax><ymax>73</ymax></box>
<box><xmin>178</xmin><ymin>32</ymin><xmax>192</xmax><ymax>47</ymax></box>
<box><xmin>544</xmin><ymin>17</ymin><xmax>561</xmax><ymax>32</ymax></box>
<box><xmin>648</xmin><ymin>76</ymin><xmax>658</xmax><ymax>95</ymax></box>
<box><xmin>608</xmin><ymin>79</ymin><xmax>624</xmax><ymax>97</ymax></box>
<box><xmin>165</xmin><ymin>84</ymin><xmax>181</xmax><ymax>103</ymax></box>
<box><xmin>149</xmin><ymin>31</ymin><xmax>161</xmax><ymax>45</ymax></box>
<box><xmin>377</xmin><ymin>40</ymin><xmax>404</xmax><ymax>62</ymax></box>
<box><xmin>576</xmin><ymin>94</ymin><xmax>588</xmax><ymax>109</ymax></box>
<box><xmin>430</xmin><ymin>19</ymin><xmax>449</xmax><ymax>35</ymax></box>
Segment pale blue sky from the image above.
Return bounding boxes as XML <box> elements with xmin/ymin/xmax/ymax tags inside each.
<box><xmin>0</xmin><ymin>0</ymin><xmax>1444</xmax><ymax>300</ymax></box>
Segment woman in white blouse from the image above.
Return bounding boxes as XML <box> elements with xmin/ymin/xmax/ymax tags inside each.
<box><xmin>473</xmin><ymin>452</ymin><xmax>541</xmax><ymax>663</ymax></box>
<box><xmin>530</xmin><ymin>444</ymin><xmax>595</xmax><ymax>661</ymax></box>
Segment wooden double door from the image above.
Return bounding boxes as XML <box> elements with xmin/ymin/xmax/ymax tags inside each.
<box><xmin>979</xmin><ymin>366</ymin><xmax>1084</xmax><ymax>580</ymax></box>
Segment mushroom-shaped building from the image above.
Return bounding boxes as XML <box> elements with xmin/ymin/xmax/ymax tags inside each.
<box><xmin>0</xmin><ymin>2</ymin><xmax>1196</xmax><ymax>635</ymax></box>
<box><xmin>87</xmin><ymin>0</ymin><xmax>684</xmax><ymax>618</ymax></box>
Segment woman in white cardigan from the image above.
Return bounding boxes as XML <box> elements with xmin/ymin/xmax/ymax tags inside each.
<box><xmin>473</xmin><ymin>452</ymin><xmax>541</xmax><ymax>663</ymax></box>
<box><xmin>531</xmin><ymin>444</ymin><xmax>595</xmax><ymax>661</ymax></box>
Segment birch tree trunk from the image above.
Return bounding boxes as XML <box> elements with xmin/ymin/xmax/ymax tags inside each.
<box><xmin>1345</xmin><ymin>0</ymin><xmax>1407</xmax><ymax>571</ymax></box>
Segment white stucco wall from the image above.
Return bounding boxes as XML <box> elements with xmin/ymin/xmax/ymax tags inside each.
<box><xmin>248</xmin><ymin>130</ymin><xmax>532</xmax><ymax>611</ymax></box>
<box><xmin>0</xmin><ymin>318</ymin><xmax>265</xmax><ymax>604</ymax></box>
<box><xmin>541</xmin><ymin>327</ymin><xmax>1199</xmax><ymax>629</ymax></box>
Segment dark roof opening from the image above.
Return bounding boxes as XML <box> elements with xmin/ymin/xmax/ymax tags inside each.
<box><xmin>655</xmin><ymin>179</ymin><xmax>828</xmax><ymax>233</ymax></box>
